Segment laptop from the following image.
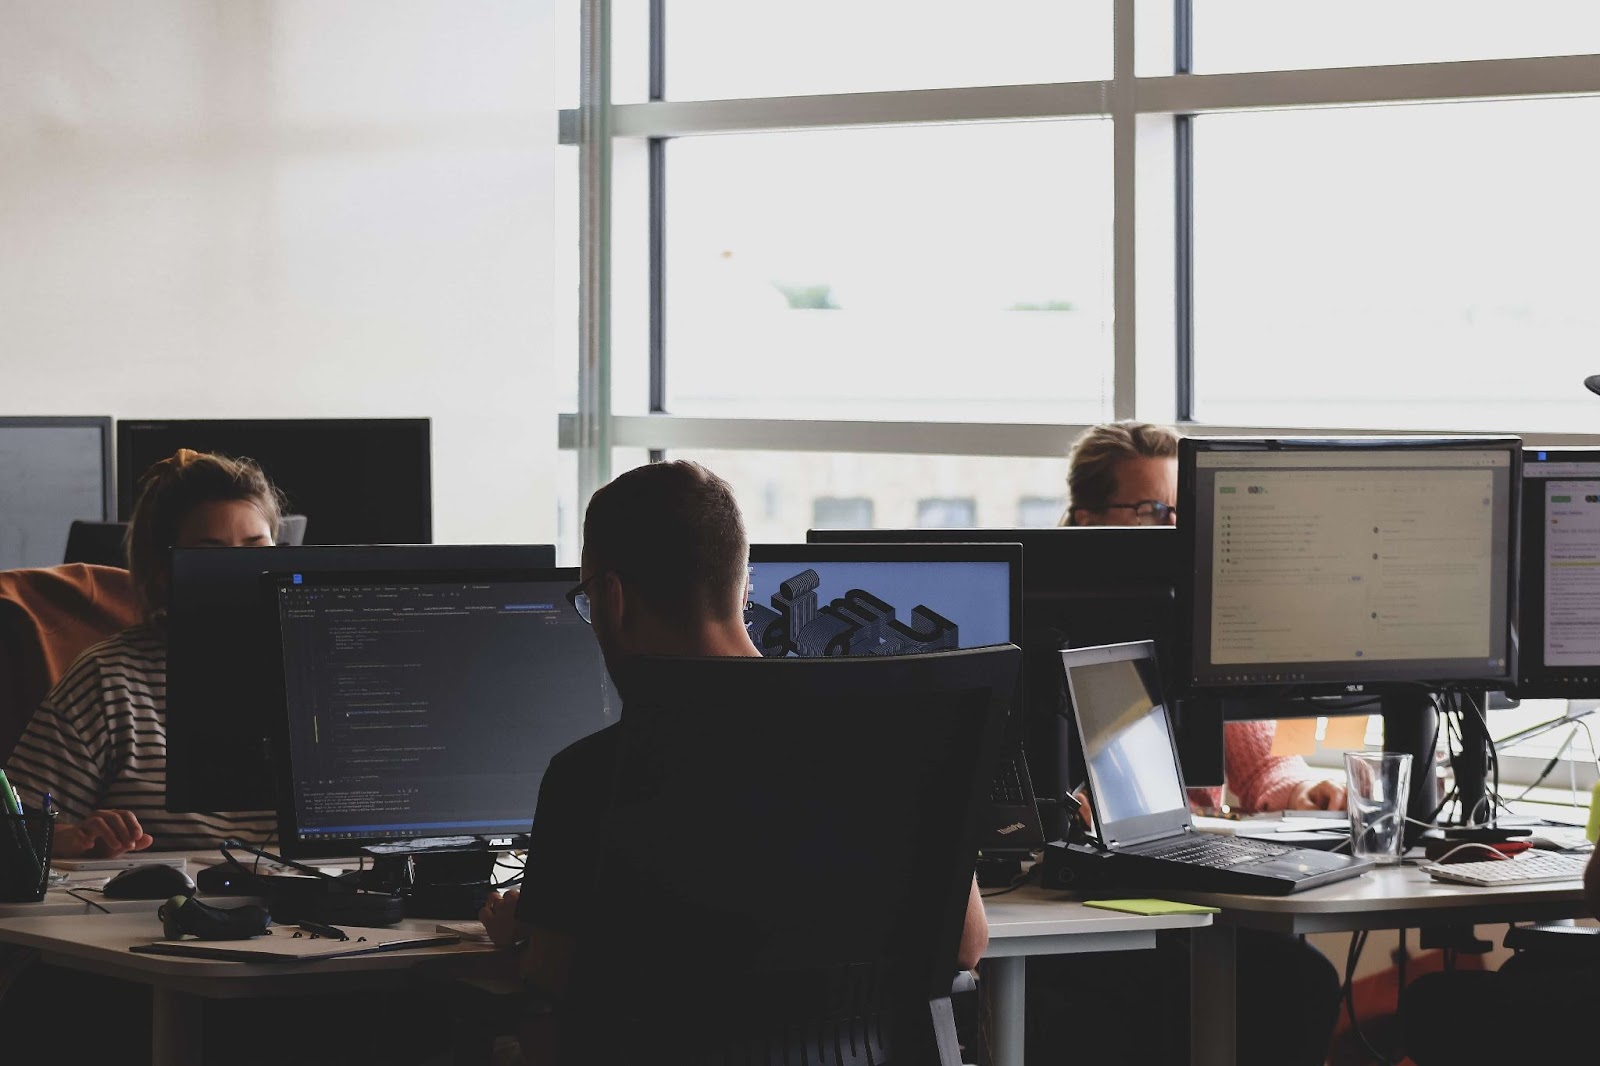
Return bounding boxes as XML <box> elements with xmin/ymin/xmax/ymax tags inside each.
<box><xmin>1048</xmin><ymin>641</ymin><xmax>1372</xmax><ymax>896</ymax></box>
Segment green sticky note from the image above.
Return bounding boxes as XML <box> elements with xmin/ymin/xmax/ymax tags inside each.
<box><xmin>1083</xmin><ymin>898</ymin><xmax>1219</xmax><ymax>916</ymax></box>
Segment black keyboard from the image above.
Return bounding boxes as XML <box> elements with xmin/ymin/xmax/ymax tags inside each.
<box><xmin>1131</xmin><ymin>834</ymin><xmax>1292</xmax><ymax>868</ymax></box>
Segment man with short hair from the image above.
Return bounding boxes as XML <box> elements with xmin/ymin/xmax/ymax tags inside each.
<box><xmin>480</xmin><ymin>460</ymin><xmax>987</xmax><ymax>1000</ymax></box>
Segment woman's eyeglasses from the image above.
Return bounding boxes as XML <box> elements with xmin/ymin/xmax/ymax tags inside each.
<box><xmin>1101</xmin><ymin>500</ymin><xmax>1177</xmax><ymax>525</ymax></box>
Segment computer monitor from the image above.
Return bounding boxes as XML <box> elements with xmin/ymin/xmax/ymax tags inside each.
<box><xmin>1179</xmin><ymin>436</ymin><xmax>1520</xmax><ymax>695</ymax></box>
<box><xmin>1516</xmin><ymin>448</ymin><xmax>1600</xmax><ymax>698</ymax></box>
<box><xmin>0</xmin><ymin>416</ymin><xmax>113</xmax><ymax>570</ymax></box>
<box><xmin>746</xmin><ymin>542</ymin><xmax>1021</xmax><ymax>658</ymax></box>
<box><xmin>165</xmin><ymin>544</ymin><xmax>556</xmax><ymax>814</ymax></box>
<box><xmin>1181</xmin><ymin>436</ymin><xmax>1521</xmax><ymax>834</ymax></box>
<box><xmin>804</xmin><ymin>527</ymin><xmax>1223</xmax><ymax>829</ymax></box>
<box><xmin>270</xmin><ymin>567</ymin><xmax>614</xmax><ymax>859</ymax></box>
<box><xmin>116</xmin><ymin>418</ymin><xmax>432</xmax><ymax>544</ymax></box>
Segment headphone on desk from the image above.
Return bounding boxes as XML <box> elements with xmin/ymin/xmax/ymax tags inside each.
<box><xmin>159</xmin><ymin>894</ymin><xmax>273</xmax><ymax>940</ymax></box>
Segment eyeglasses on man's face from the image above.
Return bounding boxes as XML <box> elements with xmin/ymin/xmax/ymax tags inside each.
<box><xmin>566</xmin><ymin>573</ymin><xmax>601</xmax><ymax>624</ymax></box>
<box><xmin>1101</xmin><ymin>499</ymin><xmax>1177</xmax><ymax>526</ymax></box>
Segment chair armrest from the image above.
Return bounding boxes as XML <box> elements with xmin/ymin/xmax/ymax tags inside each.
<box><xmin>1503</xmin><ymin>922</ymin><xmax>1600</xmax><ymax>959</ymax></box>
<box><xmin>950</xmin><ymin>970</ymin><xmax>978</xmax><ymax>996</ymax></box>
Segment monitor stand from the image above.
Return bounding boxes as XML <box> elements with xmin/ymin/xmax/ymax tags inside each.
<box><xmin>1381</xmin><ymin>692</ymin><xmax>1445</xmax><ymax>845</ymax></box>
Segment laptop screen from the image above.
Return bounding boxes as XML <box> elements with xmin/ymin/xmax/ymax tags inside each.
<box><xmin>1061</xmin><ymin>642</ymin><xmax>1192</xmax><ymax>844</ymax></box>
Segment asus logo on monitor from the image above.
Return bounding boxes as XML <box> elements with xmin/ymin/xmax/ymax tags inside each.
<box><xmin>1344</xmin><ymin>684</ymin><xmax>1367</xmax><ymax>693</ymax></box>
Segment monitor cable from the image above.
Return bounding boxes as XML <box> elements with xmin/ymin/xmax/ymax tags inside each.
<box><xmin>1341</xmin><ymin>928</ymin><xmax>1394</xmax><ymax>1066</ymax></box>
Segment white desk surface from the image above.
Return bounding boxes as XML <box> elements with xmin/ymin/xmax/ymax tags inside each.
<box><xmin>1164</xmin><ymin>861</ymin><xmax>1588</xmax><ymax>933</ymax></box>
<box><xmin>0</xmin><ymin>911</ymin><xmax>497</xmax><ymax>992</ymax></box>
<box><xmin>982</xmin><ymin>883</ymin><xmax>1211</xmax><ymax>958</ymax></box>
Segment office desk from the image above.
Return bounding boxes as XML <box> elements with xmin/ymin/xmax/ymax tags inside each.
<box><xmin>1167</xmin><ymin>863</ymin><xmax>1590</xmax><ymax>1066</ymax></box>
<box><xmin>982</xmin><ymin>884</ymin><xmax>1214</xmax><ymax>1066</ymax></box>
<box><xmin>0</xmin><ymin>911</ymin><xmax>497</xmax><ymax>1065</ymax></box>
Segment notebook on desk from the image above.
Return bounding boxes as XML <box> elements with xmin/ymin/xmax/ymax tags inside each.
<box><xmin>1052</xmin><ymin>642</ymin><xmax>1372</xmax><ymax>896</ymax></box>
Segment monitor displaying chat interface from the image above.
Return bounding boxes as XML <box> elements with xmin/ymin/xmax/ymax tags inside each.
<box><xmin>1518</xmin><ymin>450</ymin><xmax>1600</xmax><ymax>695</ymax></box>
<box><xmin>274</xmin><ymin>574</ymin><xmax>614</xmax><ymax>854</ymax></box>
<box><xmin>745</xmin><ymin>557</ymin><xmax>1014</xmax><ymax>657</ymax></box>
<box><xmin>1187</xmin><ymin>443</ymin><xmax>1516</xmax><ymax>689</ymax></box>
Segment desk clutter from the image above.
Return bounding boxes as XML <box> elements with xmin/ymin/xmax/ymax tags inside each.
<box><xmin>131</xmin><ymin>923</ymin><xmax>457</xmax><ymax>963</ymax></box>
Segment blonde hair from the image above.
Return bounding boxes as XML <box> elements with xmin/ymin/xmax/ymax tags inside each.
<box><xmin>1062</xmin><ymin>422</ymin><xmax>1181</xmax><ymax>526</ymax></box>
<box><xmin>125</xmin><ymin>449</ymin><xmax>286</xmax><ymax>624</ymax></box>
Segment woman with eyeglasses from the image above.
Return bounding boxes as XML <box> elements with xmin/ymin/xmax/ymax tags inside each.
<box><xmin>1027</xmin><ymin>422</ymin><xmax>1343</xmax><ymax>1066</ymax></box>
<box><xmin>1062</xmin><ymin>421</ymin><xmax>1344</xmax><ymax>813</ymax></box>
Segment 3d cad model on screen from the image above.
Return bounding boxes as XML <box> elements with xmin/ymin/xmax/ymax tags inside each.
<box><xmin>745</xmin><ymin>568</ymin><xmax>960</xmax><ymax>657</ymax></box>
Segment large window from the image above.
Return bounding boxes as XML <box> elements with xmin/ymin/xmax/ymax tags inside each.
<box><xmin>562</xmin><ymin>3</ymin><xmax>1600</xmax><ymax>788</ymax></box>
<box><xmin>1193</xmin><ymin>98</ymin><xmax>1600</xmax><ymax>430</ymax></box>
<box><xmin>666</xmin><ymin>122</ymin><xmax>1113</xmax><ymax>423</ymax></box>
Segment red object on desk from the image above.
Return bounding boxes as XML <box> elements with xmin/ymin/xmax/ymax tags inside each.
<box><xmin>1425</xmin><ymin>839</ymin><xmax>1533</xmax><ymax>863</ymax></box>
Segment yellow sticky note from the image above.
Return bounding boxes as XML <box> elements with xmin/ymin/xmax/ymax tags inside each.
<box><xmin>1083</xmin><ymin>898</ymin><xmax>1220</xmax><ymax>916</ymax></box>
<box><xmin>1323</xmin><ymin>714</ymin><xmax>1372</xmax><ymax>751</ymax></box>
<box><xmin>1271</xmin><ymin>718</ymin><xmax>1318</xmax><ymax>757</ymax></box>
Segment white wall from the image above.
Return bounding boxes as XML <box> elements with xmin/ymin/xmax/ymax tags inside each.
<box><xmin>0</xmin><ymin>1</ymin><xmax>565</xmax><ymax>545</ymax></box>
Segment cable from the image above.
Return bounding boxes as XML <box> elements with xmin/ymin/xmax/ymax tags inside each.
<box><xmin>980</xmin><ymin>867</ymin><xmax>1034</xmax><ymax>898</ymax></box>
<box><xmin>1341</xmin><ymin>929</ymin><xmax>1393</xmax><ymax>1066</ymax></box>
<box><xmin>63</xmin><ymin>887</ymin><xmax>111</xmax><ymax>913</ymax></box>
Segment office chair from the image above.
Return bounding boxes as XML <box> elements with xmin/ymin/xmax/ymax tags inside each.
<box><xmin>546</xmin><ymin>646</ymin><xmax>1017</xmax><ymax>1066</ymax></box>
<box><xmin>0</xmin><ymin>564</ymin><xmax>139</xmax><ymax>762</ymax></box>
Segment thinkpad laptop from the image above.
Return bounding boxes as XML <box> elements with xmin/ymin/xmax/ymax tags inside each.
<box><xmin>1050</xmin><ymin>641</ymin><xmax>1371</xmax><ymax>896</ymax></box>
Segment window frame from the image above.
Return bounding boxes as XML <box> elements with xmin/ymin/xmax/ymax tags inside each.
<box><xmin>562</xmin><ymin>0</ymin><xmax>1600</xmax><ymax>790</ymax></box>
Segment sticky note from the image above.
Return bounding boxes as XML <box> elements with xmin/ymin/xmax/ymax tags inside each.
<box><xmin>1271</xmin><ymin>718</ymin><xmax>1318</xmax><ymax>757</ymax></box>
<box><xmin>1083</xmin><ymin>898</ymin><xmax>1220</xmax><ymax>916</ymax></box>
<box><xmin>1323</xmin><ymin>714</ymin><xmax>1372</xmax><ymax>751</ymax></box>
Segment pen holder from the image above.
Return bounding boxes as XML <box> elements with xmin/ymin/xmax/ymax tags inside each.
<box><xmin>0</xmin><ymin>809</ymin><xmax>57</xmax><ymax>903</ymax></box>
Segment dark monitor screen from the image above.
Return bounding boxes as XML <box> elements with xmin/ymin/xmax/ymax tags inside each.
<box><xmin>1180</xmin><ymin>437</ymin><xmax>1520</xmax><ymax>695</ymax></box>
<box><xmin>271</xmin><ymin>568</ymin><xmax>614</xmax><ymax>858</ymax></box>
<box><xmin>1517</xmin><ymin>448</ymin><xmax>1600</xmax><ymax>698</ymax></box>
<box><xmin>746</xmin><ymin>542</ymin><xmax>1021</xmax><ymax>657</ymax></box>
<box><xmin>803</xmin><ymin>527</ymin><xmax>1221</xmax><ymax>805</ymax></box>
<box><xmin>116</xmin><ymin>418</ymin><xmax>432</xmax><ymax>544</ymax></box>
<box><xmin>0</xmin><ymin>416</ymin><xmax>112</xmax><ymax>569</ymax></box>
<box><xmin>165</xmin><ymin>544</ymin><xmax>556</xmax><ymax>815</ymax></box>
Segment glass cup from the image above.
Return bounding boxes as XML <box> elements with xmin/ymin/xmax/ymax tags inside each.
<box><xmin>1344</xmin><ymin>751</ymin><xmax>1413</xmax><ymax>865</ymax></box>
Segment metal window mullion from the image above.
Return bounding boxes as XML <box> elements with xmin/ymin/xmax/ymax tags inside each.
<box><xmin>578</xmin><ymin>0</ymin><xmax>613</xmax><ymax>508</ymax></box>
<box><xmin>1111</xmin><ymin>0</ymin><xmax>1137</xmax><ymax>420</ymax></box>
<box><xmin>647</xmin><ymin>0</ymin><xmax>665</xmax><ymax>468</ymax></box>
<box><xmin>1173</xmin><ymin>0</ymin><xmax>1196</xmax><ymax>423</ymax></box>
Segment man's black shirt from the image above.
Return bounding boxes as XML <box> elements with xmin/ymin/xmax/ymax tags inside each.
<box><xmin>514</xmin><ymin>723</ymin><xmax>619</xmax><ymax>934</ymax></box>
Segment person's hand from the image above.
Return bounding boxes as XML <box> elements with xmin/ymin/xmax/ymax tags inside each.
<box><xmin>54</xmin><ymin>810</ymin><xmax>154</xmax><ymax>858</ymax></box>
<box><xmin>1073</xmin><ymin>788</ymin><xmax>1094</xmax><ymax>830</ymax></box>
<box><xmin>1286</xmin><ymin>780</ymin><xmax>1346</xmax><ymax>811</ymax></box>
<box><xmin>478</xmin><ymin>888</ymin><xmax>531</xmax><ymax>951</ymax></box>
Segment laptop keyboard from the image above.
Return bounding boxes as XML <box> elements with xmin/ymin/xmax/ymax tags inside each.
<box><xmin>990</xmin><ymin>753</ymin><xmax>1028</xmax><ymax>807</ymax></box>
<box><xmin>1131</xmin><ymin>834</ymin><xmax>1293</xmax><ymax>867</ymax></box>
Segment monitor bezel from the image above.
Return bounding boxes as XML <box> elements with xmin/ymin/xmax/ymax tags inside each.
<box><xmin>748</xmin><ymin>540</ymin><xmax>1024</xmax><ymax>650</ymax></box>
<box><xmin>1178</xmin><ymin>435</ymin><xmax>1522</xmax><ymax>697</ymax></box>
<box><xmin>1515</xmin><ymin>447</ymin><xmax>1600</xmax><ymax>699</ymax></box>
<box><xmin>264</xmin><ymin>565</ymin><xmax>591</xmax><ymax>860</ymax></box>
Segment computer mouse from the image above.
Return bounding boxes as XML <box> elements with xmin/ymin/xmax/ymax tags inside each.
<box><xmin>102</xmin><ymin>863</ymin><xmax>198</xmax><ymax>900</ymax></box>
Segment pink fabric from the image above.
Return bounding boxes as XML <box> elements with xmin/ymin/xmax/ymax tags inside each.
<box><xmin>1187</xmin><ymin>720</ymin><xmax>1317</xmax><ymax>813</ymax></box>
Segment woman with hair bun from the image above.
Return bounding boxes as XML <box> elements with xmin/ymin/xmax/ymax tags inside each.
<box><xmin>5</xmin><ymin>450</ymin><xmax>281</xmax><ymax>856</ymax></box>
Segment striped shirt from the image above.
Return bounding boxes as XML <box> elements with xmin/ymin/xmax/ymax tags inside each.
<box><xmin>6</xmin><ymin>625</ymin><xmax>277</xmax><ymax>852</ymax></box>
